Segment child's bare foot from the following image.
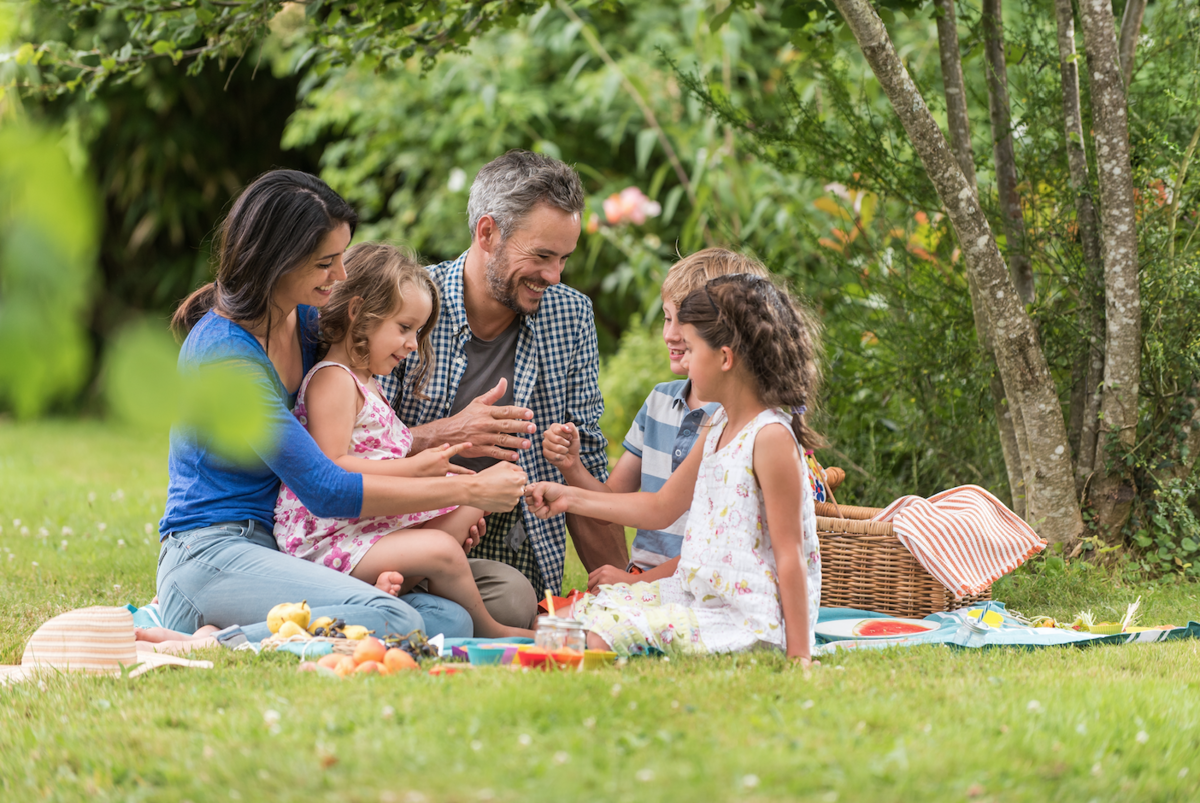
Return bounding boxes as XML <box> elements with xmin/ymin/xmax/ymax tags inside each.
<box><xmin>586</xmin><ymin>631</ymin><xmax>612</xmax><ymax>651</ymax></box>
<box><xmin>375</xmin><ymin>571</ymin><xmax>404</xmax><ymax>596</ymax></box>
<box><xmin>135</xmin><ymin>625</ymin><xmax>219</xmax><ymax>643</ymax></box>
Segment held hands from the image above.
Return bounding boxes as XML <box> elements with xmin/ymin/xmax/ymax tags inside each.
<box><xmin>523</xmin><ymin>481</ymin><xmax>573</xmax><ymax>520</ymax></box>
<box><xmin>542</xmin><ymin>422</ymin><xmax>581</xmax><ymax>472</ymax></box>
<box><xmin>407</xmin><ymin>442</ymin><xmax>475</xmax><ymax>478</ymax></box>
<box><xmin>472</xmin><ymin>462</ymin><xmax>529</xmax><ymax>512</ymax></box>
<box><xmin>450</xmin><ymin>378</ymin><xmax>536</xmax><ymax>462</ymax></box>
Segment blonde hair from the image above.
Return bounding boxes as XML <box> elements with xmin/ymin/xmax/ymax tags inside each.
<box><xmin>319</xmin><ymin>243</ymin><xmax>440</xmax><ymax>398</ymax></box>
<box><xmin>661</xmin><ymin>247</ymin><xmax>771</xmax><ymax>306</ymax></box>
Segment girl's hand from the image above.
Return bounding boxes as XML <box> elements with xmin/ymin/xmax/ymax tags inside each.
<box><xmin>791</xmin><ymin>655</ymin><xmax>820</xmax><ymax>669</ymax></box>
<box><xmin>587</xmin><ymin>565</ymin><xmax>637</xmax><ymax>592</ymax></box>
<box><xmin>407</xmin><ymin>443</ymin><xmax>476</xmax><ymax>477</ymax></box>
<box><xmin>464</xmin><ymin>516</ymin><xmax>486</xmax><ymax>554</ymax></box>
<box><xmin>471</xmin><ymin>462</ymin><xmax>528</xmax><ymax>512</ymax></box>
<box><xmin>542</xmin><ymin>423</ymin><xmax>581</xmax><ymax>472</ymax></box>
<box><xmin>524</xmin><ymin>481</ymin><xmax>573</xmax><ymax>519</ymax></box>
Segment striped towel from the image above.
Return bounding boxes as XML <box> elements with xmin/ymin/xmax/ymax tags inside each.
<box><xmin>871</xmin><ymin>485</ymin><xmax>1047</xmax><ymax>597</ymax></box>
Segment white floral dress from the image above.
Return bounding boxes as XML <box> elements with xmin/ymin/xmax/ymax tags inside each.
<box><xmin>579</xmin><ymin>408</ymin><xmax>821</xmax><ymax>656</ymax></box>
<box><xmin>274</xmin><ymin>361</ymin><xmax>455</xmax><ymax>574</ymax></box>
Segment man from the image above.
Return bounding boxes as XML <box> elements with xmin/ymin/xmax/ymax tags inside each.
<box><xmin>378</xmin><ymin>150</ymin><xmax>627</xmax><ymax>627</ymax></box>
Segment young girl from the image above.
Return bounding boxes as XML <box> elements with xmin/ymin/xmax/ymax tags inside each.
<box><xmin>525</xmin><ymin>274</ymin><xmax>823</xmax><ymax>664</ymax></box>
<box><xmin>274</xmin><ymin>243</ymin><xmax>532</xmax><ymax>639</ymax></box>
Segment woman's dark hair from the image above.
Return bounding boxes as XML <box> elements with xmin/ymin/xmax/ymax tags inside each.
<box><xmin>677</xmin><ymin>273</ymin><xmax>825</xmax><ymax>450</ymax></box>
<box><xmin>171</xmin><ymin>170</ymin><xmax>358</xmax><ymax>339</ymax></box>
<box><xmin>320</xmin><ymin>242</ymin><xmax>440</xmax><ymax>399</ymax></box>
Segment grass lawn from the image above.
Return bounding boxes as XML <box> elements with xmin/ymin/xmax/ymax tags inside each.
<box><xmin>2</xmin><ymin>418</ymin><xmax>1199</xmax><ymax>802</ymax></box>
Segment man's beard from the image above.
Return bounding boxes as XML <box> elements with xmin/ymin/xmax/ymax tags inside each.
<box><xmin>484</xmin><ymin>241</ymin><xmax>539</xmax><ymax>315</ymax></box>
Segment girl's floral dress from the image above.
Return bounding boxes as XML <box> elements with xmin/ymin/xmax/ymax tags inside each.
<box><xmin>274</xmin><ymin>361</ymin><xmax>455</xmax><ymax>574</ymax></box>
<box><xmin>578</xmin><ymin>408</ymin><xmax>821</xmax><ymax>656</ymax></box>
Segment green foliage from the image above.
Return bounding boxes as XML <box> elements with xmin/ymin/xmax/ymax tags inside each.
<box><xmin>0</xmin><ymin>124</ymin><xmax>98</xmax><ymax>418</ymax></box>
<box><xmin>597</xmin><ymin>321</ymin><xmax>674</xmax><ymax>460</ymax></box>
<box><xmin>19</xmin><ymin>0</ymin><xmax>545</xmax><ymax>98</ymax></box>
<box><xmin>105</xmin><ymin>321</ymin><xmax>273</xmax><ymax>464</ymax></box>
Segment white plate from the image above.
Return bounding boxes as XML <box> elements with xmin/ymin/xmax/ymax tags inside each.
<box><xmin>815</xmin><ymin>618</ymin><xmax>939</xmax><ymax>641</ymax></box>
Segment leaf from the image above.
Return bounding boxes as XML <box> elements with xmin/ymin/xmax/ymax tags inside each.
<box><xmin>709</xmin><ymin>3</ymin><xmax>735</xmax><ymax>32</ymax></box>
<box><xmin>814</xmin><ymin>197</ymin><xmax>853</xmax><ymax>220</ymax></box>
<box><xmin>1183</xmin><ymin>538</ymin><xmax>1199</xmax><ymax>553</ymax></box>
<box><xmin>858</xmin><ymin>192</ymin><xmax>877</xmax><ymax>229</ymax></box>
<box><xmin>635</xmin><ymin>128</ymin><xmax>657</xmax><ymax>175</ymax></box>
<box><xmin>661</xmin><ymin>185</ymin><xmax>684</xmax><ymax>226</ymax></box>
<box><xmin>151</xmin><ymin>41</ymin><xmax>175</xmax><ymax>56</ymax></box>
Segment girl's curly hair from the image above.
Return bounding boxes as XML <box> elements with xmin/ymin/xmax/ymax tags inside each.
<box><xmin>319</xmin><ymin>243</ymin><xmax>439</xmax><ymax>398</ymax></box>
<box><xmin>677</xmin><ymin>273</ymin><xmax>824</xmax><ymax>450</ymax></box>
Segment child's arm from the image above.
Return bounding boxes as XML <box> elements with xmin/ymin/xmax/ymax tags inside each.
<box><xmin>754</xmin><ymin>423</ymin><xmax>817</xmax><ymax>667</ymax></box>
<box><xmin>588</xmin><ymin>556</ymin><xmax>679</xmax><ymax>591</ymax></box>
<box><xmin>305</xmin><ymin>367</ymin><xmax>474</xmax><ymax>478</ymax></box>
<box><xmin>543</xmin><ymin>423</ymin><xmax>643</xmax><ymax>494</ymax></box>
<box><xmin>525</xmin><ymin>440</ymin><xmax>701</xmax><ymax>531</ymax></box>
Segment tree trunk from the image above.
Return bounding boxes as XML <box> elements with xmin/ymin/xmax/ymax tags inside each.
<box><xmin>1053</xmin><ymin>0</ymin><xmax>1106</xmax><ymax>495</ymax></box>
<box><xmin>1078</xmin><ymin>0</ymin><xmax>1142</xmax><ymax>537</ymax></box>
<box><xmin>981</xmin><ymin>0</ymin><xmax>1035</xmax><ymax>305</ymax></box>
<box><xmin>1118</xmin><ymin>0</ymin><xmax>1146</xmax><ymax>88</ymax></box>
<box><xmin>935</xmin><ymin>0</ymin><xmax>1025</xmax><ymax>514</ymax></box>
<box><xmin>832</xmin><ymin>0</ymin><xmax>1083</xmax><ymax>545</ymax></box>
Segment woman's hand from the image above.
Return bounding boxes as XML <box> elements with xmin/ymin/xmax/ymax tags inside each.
<box><xmin>524</xmin><ymin>481</ymin><xmax>574</xmax><ymax>519</ymax></box>
<box><xmin>470</xmin><ymin>462</ymin><xmax>528</xmax><ymax>512</ymax></box>
<box><xmin>542</xmin><ymin>422</ymin><xmax>581</xmax><ymax>472</ymax></box>
<box><xmin>405</xmin><ymin>442</ymin><xmax>475</xmax><ymax>478</ymax></box>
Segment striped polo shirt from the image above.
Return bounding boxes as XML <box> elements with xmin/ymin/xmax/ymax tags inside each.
<box><xmin>622</xmin><ymin>379</ymin><xmax>721</xmax><ymax>569</ymax></box>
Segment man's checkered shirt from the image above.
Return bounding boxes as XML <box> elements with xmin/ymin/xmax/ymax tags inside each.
<box><xmin>377</xmin><ymin>251</ymin><xmax>609</xmax><ymax>594</ymax></box>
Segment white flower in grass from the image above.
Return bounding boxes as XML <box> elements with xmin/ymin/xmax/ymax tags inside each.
<box><xmin>117</xmin><ymin>539</ymin><xmax>126</xmax><ymax>547</ymax></box>
<box><xmin>12</xmin><ymin>518</ymin><xmax>19</xmax><ymax>526</ymax></box>
<box><xmin>87</xmin><ymin>492</ymin><xmax>96</xmax><ymax>504</ymax></box>
<box><xmin>31</xmin><ymin>561</ymin><xmax>38</xmax><ymax>567</ymax></box>
<box><xmin>635</xmin><ymin>768</ymin><xmax>655</xmax><ymax>782</ymax></box>
<box><xmin>1027</xmin><ymin>700</ymin><xmax>1043</xmax><ymax>713</ymax></box>
<box><xmin>1136</xmin><ymin>731</ymin><xmax>1149</xmax><ymax>744</ymax></box>
<box><xmin>741</xmin><ymin>774</ymin><xmax>760</xmax><ymax>789</ymax></box>
<box><xmin>517</xmin><ymin>734</ymin><xmax>531</xmax><ymax>747</ymax></box>
<box><xmin>1092</xmin><ymin>762</ymin><xmax>1102</xmax><ymax>776</ymax></box>
<box><xmin>263</xmin><ymin>709</ymin><xmax>281</xmax><ymax>726</ymax></box>
<box><xmin>801</xmin><ymin>699</ymin><xmax>815</xmax><ymax>710</ymax></box>
<box><xmin>20</xmin><ymin>527</ymin><xmax>29</xmax><ymax>536</ymax></box>
<box><xmin>611</xmin><ymin>683</ymin><xmax>622</xmax><ymax>697</ymax></box>
<box><xmin>470</xmin><ymin>740</ymin><xmax>483</xmax><ymax>752</ymax></box>
<box><xmin>111</xmin><ymin>489</ymin><xmax>124</xmax><ymax>502</ymax></box>
<box><xmin>1076</xmin><ymin>723</ymin><xmax>1087</xmax><ymax>735</ymax></box>
<box><xmin>61</xmin><ymin>526</ymin><xmax>73</xmax><ymax>536</ymax></box>
<box><xmin>38</xmin><ymin>527</ymin><xmax>48</xmax><ymax>537</ymax></box>
<box><xmin>553</xmin><ymin>751</ymin><xmax>569</xmax><ymax>765</ymax></box>
<box><xmin>403</xmin><ymin>791</ymin><xmax>427</xmax><ymax>803</ymax></box>
<box><xmin>98</xmin><ymin>523</ymin><xmax>107</xmax><ymax>532</ymax></box>
<box><xmin>583</xmin><ymin>717</ymin><xmax>596</xmax><ymax>729</ymax></box>
<box><xmin>113</xmin><ymin>585</ymin><xmax>121</xmax><ymax>591</ymax></box>
<box><xmin>60</xmin><ymin>540</ymin><xmax>68</xmax><ymax>550</ymax></box>
<box><xmin>381</xmin><ymin>705</ymin><xmax>395</xmax><ymax>719</ymax></box>
<box><xmin>8</xmin><ymin>554</ymin><xmax>14</xmax><ymax>562</ymax></box>
<box><xmin>1180</xmin><ymin>768</ymin><xmax>1189</xmax><ymax>779</ymax></box>
<box><xmin>144</xmin><ymin>523</ymin><xmax>153</xmax><ymax>534</ymax></box>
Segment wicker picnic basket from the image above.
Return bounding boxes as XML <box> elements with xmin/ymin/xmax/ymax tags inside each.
<box><xmin>814</xmin><ymin>468</ymin><xmax>991</xmax><ymax>618</ymax></box>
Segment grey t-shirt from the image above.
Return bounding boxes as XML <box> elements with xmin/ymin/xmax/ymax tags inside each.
<box><xmin>448</xmin><ymin>318</ymin><xmax>520</xmax><ymax>472</ymax></box>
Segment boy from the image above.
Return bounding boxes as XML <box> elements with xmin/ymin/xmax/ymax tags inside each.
<box><xmin>542</xmin><ymin>248</ymin><xmax>770</xmax><ymax>589</ymax></box>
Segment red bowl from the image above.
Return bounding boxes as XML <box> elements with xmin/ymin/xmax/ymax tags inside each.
<box><xmin>517</xmin><ymin>648</ymin><xmax>553</xmax><ymax>669</ymax></box>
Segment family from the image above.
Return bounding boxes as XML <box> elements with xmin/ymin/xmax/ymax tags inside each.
<box><xmin>152</xmin><ymin>151</ymin><xmax>822</xmax><ymax>665</ymax></box>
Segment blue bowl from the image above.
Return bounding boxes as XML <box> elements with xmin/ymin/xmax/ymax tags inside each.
<box><xmin>467</xmin><ymin>644</ymin><xmax>508</xmax><ymax>666</ymax></box>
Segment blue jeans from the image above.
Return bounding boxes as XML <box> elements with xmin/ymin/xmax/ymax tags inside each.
<box><xmin>156</xmin><ymin>521</ymin><xmax>472</xmax><ymax>642</ymax></box>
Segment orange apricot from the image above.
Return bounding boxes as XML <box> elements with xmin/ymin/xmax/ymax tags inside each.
<box><xmin>353</xmin><ymin>636</ymin><xmax>387</xmax><ymax>666</ymax></box>
<box><xmin>317</xmin><ymin>653</ymin><xmax>343</xmax><ymax>670</ymax></box>
<box><xmin>355</xmin><ymin>660</ymin><xmax>383</xmax><ymax>675</ymax></box>
<box><xmin>384</xmin><ymin>648</ymin><xmax>419</xmax><ymax>672</ymax></box>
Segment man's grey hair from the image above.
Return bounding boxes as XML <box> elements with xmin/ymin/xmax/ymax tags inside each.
<box><xmin>467</xmin><ymin>150</ymin><xmax>585</xmax><ymax>240</ymax></box>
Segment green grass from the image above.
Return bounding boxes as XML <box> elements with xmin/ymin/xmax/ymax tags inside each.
<box><xmin>2</xmin><ymin>419</ymin><xmax>1200</xmax><ymax>802</ymax></box>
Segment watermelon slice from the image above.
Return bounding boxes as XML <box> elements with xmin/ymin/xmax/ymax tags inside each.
<box><xmin>851</xmin><ymin>619</ymin><xmax>935</xmax><ymax>637</ymax></box>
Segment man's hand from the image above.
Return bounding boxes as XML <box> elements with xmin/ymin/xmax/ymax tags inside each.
<box><xmin>542</xmin><ymin>422</ymin><xmax>582</xmax><ymax>473</ymax></box>
<box><xmin>587</xmin><ymin>565</ymin><xmax>637</xmax><ymax>591</ymax></box>
<box><xmin>524</xmin><ymin>481</ymin><xmax>573</xmax><ymax>519</ymax></box>
<box><xmin>406</xmin><ymin>443</ymin><xmax>476</xmax><ymax>477</ymax></box>
<box><xmin>436</xmin><ymin>378</ymin><xmax>536</xmax><ymax>461</ymax></box>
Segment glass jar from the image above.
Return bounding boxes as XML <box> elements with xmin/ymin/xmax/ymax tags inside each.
<box><xmin>534</xmin><ymin>616</ymin><xmax>587</xmax><ymax>657</ymax></box>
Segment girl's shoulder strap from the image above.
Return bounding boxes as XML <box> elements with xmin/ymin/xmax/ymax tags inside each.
<box><xmin>296</xmin><ymin>360</ymin><xmax>371</xmax><ymax>406</ymax></box>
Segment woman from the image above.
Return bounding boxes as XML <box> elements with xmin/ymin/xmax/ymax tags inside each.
<box><xmin>156</xmin><ymin>170</ymin><xmax>527</xmax><ymax>642</ymax></box>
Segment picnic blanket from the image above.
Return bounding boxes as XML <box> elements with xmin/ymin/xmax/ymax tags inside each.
<box><xmin>815</xmin><ymin>602</ymin><xmax>1200</xmax><ymax>654</ymax></box>
<box><xmin>872</xmin><ymin>485</ymin><xmax>1047</xmax><ymax>597</ymax></box>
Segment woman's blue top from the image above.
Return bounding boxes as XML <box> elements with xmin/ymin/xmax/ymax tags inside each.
<box><xmin>158</xmin><ymin>306</ymin><xmax>364</xmax><ymax>537</ymax></box>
